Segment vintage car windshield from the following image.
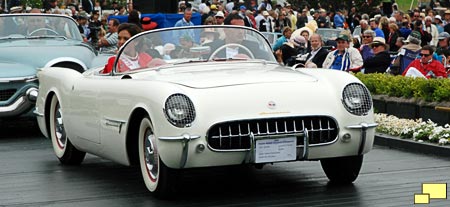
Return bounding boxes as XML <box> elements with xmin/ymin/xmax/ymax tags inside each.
<box><xmin>0</xmin><ymin>14</ymin><xmax>82</xmax><ymax>41</ymax></box>
<box><xmin>114</xmin><ymin>26</ymin><xmax>276</xmax><ymax>73</ymax></box>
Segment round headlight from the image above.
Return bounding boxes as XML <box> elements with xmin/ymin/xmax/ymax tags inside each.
<box><xmin>164</xmin><ymin>94</ymin><xmax>196</xmax><ymax>127</ymax></box>
<box><xmin>342</xmin><ymin>83</ymin><xmax>372</xmax><ymax>116</ymax></box>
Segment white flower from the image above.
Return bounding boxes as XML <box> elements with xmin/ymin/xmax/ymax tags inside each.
<box><xmin>439</xmin><ymin>138</ymin><xmax>448</xmax><ymax>145</ymax></box>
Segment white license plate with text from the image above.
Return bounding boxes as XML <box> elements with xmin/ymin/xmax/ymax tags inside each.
<box><xmin>255</xmin><ymin>137</ymin><xmax>297</xmax><ymax>163</ymax></box>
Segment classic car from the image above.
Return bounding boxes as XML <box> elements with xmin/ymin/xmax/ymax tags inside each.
<box><xmin>0</xmin><ymin>14</ymin><xmax>107</xmax><ymax>119</ymax></box>
<box><xmin>35</xmin><ymin>25</ymin><xmax>377</xmax><ymax>198</ymax></box>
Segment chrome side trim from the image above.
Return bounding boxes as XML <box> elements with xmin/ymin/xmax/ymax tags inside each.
<box><xmin>346</xmin><ymin>123</ymin><xmax>378</xmax><ymax>155</ymax></box>
<box><xmin>104</xmin><ymin>117</ymin><xmax>126</xmax><ymax>134</ymax></box>
<box><xmin>158</xmin><ymin>134</ymin><xmax>201</xmax><ymax>168</ymax></box>
<box><xmin>158</xmin><ymin>135</ymin><xmax>201</xmax><ymax>141</ymax></box>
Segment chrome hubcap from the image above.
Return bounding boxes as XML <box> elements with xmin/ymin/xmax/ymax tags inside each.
<box><xmin>54</xmin><ymin>103</ymin><xmax>66</xmax><ymax>148</ymax></box>
<box><xmin>144</xmin><ymin>128</ymin><xmax>158</xmax><ymax>181</ymax></box>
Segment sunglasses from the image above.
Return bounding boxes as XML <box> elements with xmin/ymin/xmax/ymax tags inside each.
<box><xmin>371</xmin><ymin>44</ymin><xmax>383</xmax><ymax>48</ymax></box>
<box><xmin>414</xmin><ymin>15</ymin><xmax>420</xmax><ymax>17</ymax></box>
<box><xmin>420</xmin><ymin>53</ymin><xmax>431</xmax><ymax>57</ymax></box>
<box><xmin>363</xmin><ymin>36</ymin><xmax>372</xmax><ymax>38</ymax></box>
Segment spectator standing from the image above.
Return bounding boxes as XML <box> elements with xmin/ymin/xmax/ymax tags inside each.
<box><xmin>94</xmin><ymin>1</ymin><xmax>102</xmax><ymax>16</ymax></box>
<box><xmin>414</xmin><ymin>20</ymin><xmax>432</xmax><ymax>47</ymax></box>
<box><xmin>363</xmin><ymin>37</ymin><xmax>391</xmax><ymax>73</ymax></box>
<box><xmin>296</xmin><ymin>8</ymin><xmax>308</xmax><ymax>30</ymax></box>
<box><xmin>434</xmin><ymin>15</ymin><xmax>444</xmax><ymax>34</ymax></box>
<box><xmin>81</xmin><ymin>0</ymin><xmax>94</xmax><ymax>14</ymax></box>
<box><xmin>245</xmin><ymin>10</ymin><xmax>257</xmax><ymax>29</ymax></box>
<box><xmin>317</xmin><ymin>9</ymin><xmax>329</xmax><ymax>28</ymax></box>
<box><xmin>399</xmin><ymin>19</ymin><xmax>412</xmax><ymax>38</ymax></box>
<box><xmin>98</xmin><ymin>18</ymin><xmax>119</xmax><ymax>53</ymax></box>
<box><xmin>127</xmin><ymin>10</ymin><xmax>142</xmax><ymax>29</ymax></box>
<box><xmin>238</xmin><ymin>6</ymin><xmax>253</xmax><ymax>28</ymax></box>
<box><xmin>424</xmin><ymin>16</ymin><xmax>438</xmax><ymax>46</ymax></box>
<box><xmin>173</xmin><ymin>8</ymin><xmax>195</xmax><ymax>45</ymax></box>
<box><xmin>258</xmin><ymin>10</ymin><xmax>273</xmax><ymax>32</ymax></box>
<box><xmin>379</xmin><ymin>16</ymin><xmax>390</xmax><ymax>40</ymax></box>
<box><xmin>323</xmin><ymin>33</ymin><xmax>363</xmax><ymax>71</ymax></box>
<box><xmin>334</xmin><ymin>9</ymin><xmax>345</xmax><ymax>29</ymax></box>
<box><xmin>402</xmin><ymin>45</ymin><xmax>447</xmax><ymax>78</ymax></box>
<box><xmin>387</xmin><ymin>23</ymin><xmax>401</xmax><ymax>52</ymax></box>
<box><xmin>274</xmin><ymin>11</ymin><xmax>291</xmax><ymax>33</ymax></box>
<box><xmin>369</xmin><ymin>18</ymin><xmax>385</xmax><ymax>38</ymax></box>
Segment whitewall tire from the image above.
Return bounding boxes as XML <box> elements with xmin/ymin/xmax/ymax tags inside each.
<box><xmin>138</xmin><ymin>116</ymin><xmax>176</xmax><ymax>198</ymax></box>
<box><xmin>49</xmin><ymin>95</ymin><xmax>85</xmax><ymax>165</ymax></box>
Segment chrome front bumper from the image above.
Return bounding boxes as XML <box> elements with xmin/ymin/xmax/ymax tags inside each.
<box><xmin>159</xmin><ymin>122</ymin><xmax>378</xmax><ymax>169</ymax></box>
<box><xmin>0</xmin><ymin>87</ymin><xmax>38</xmax><ymax>118</ymax></box>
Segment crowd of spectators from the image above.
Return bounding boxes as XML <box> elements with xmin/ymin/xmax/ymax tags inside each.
<box><xmin>2</xmin><ymin>0</ymin><xmax>450</xmax><ymax>78</ymax></box>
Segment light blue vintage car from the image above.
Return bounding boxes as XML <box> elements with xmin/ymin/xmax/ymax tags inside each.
<box><xmin>0</xmin><ymin>14</ymin><xmax>108</xmax><ymax>119</ymax></box>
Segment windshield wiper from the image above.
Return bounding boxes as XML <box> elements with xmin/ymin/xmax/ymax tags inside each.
<box><xmin>211</xmin><ymin>57</ymin><xmax>250</xmax><ymax>61</ymax></box>
<box><xmin>0</xmin><ymin>35</ymin><xmax>27</xmax><ymax>40</ymax></box>
<box><xmin>26</xmin><ymin>35</ymin><xmax>68</xmax><ymax>40</ymax></box>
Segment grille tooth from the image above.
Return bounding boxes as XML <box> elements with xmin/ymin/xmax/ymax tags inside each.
<box><xmin>0</xmin><ymin>89</ymin><xmax>17</xmax><ymax>101</ymax></box>
<box><xmin>207</xmin><ymin>116</ymin><xmax>338</xmax><ymax>150</ymax></box>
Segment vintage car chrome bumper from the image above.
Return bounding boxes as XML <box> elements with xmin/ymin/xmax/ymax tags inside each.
<box><xmin>159</xmin><ymin>122</ymin><xmax>378</xmax><ymax>169</ymax></box>
<box><xmin>346</xmin><ymin>122</ymin><xmax>378</xmax><ymax>155</ymax></box>
<box><xmin>0</xmin><ymin>87</ymin><xmax>38</xmax><ymax>117</ymax></box>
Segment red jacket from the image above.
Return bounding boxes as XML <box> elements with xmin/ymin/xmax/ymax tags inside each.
<box><xmin>102</xmin><ymin>53</ymin><xmax>153</xmax><ymax>74</ymax></box>
<box><xmin>402</xmin><ymin>59</ymin><xmax>447</xmax><ymax>78</ymax></box>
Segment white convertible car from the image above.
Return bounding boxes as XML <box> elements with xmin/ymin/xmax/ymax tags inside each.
<box><xmin>35</xmin><ymin>25</ymin><xmax>377</xmax><ymax>197</ymax></box>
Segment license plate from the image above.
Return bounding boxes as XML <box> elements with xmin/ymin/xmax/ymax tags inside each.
<box><xmin>255</xmin><ymin>137</ymin><xmax>297</xmax><ymax>163</ymax></box>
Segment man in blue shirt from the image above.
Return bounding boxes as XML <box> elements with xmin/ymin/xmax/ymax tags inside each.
<box><xmin>174</xmin><ymin>8</ymin><xmax>195</xmax><ymax>45</ymax></box>
<box><xmin>369</xmin><ymin>18</ymin><xmax>385</xmax><ymax>38</ymax></box>
<box><xmin>334</xmin><ymin>10</ymin><xmax>345</xmax><ymax>29</ymax></box>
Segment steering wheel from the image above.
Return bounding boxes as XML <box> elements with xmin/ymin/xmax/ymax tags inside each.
<box><xmin>29</xmin><ymin>28</ymin><xmax>59</xmax><ymax>36</ymax></box>
<box><xmin>207</xmin><ymin>43</ymin><xmax>255</xmax><ymax>61</ymax></box>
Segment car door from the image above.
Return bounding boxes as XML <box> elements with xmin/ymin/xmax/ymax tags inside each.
<box><xmin>67</xmin><ymin>75</ymin><xmax>101</xmax><ymax>144</ymax></box>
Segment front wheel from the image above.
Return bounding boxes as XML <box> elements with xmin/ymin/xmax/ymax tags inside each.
<box><xmin>320</xmin><ymin>155</ymin><xmax>363</xmax><ymax>184</ymax></box>
<box><xmin>138</xmin><ymin>116</ymin><xmax>177</xmax><ymax>198</ymax></box>
<box><xmin>49</xmin><ymin>95</ymin><xmax>86</xmax><ymax>165</ymax></box>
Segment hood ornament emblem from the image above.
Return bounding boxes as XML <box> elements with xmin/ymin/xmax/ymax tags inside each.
<box><xmin>268</xmin><ymin>101</ymin><xmax>276</xmax><ymax>109</ymax></box>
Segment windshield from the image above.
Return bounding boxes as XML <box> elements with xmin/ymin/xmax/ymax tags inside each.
<box><xmin>0</xmin><ymin>14</ymin><xmax>82</xmax><ymax>41</ymax></box>
<box><xmin>114</xmin><ymin>25</ymin><xmax>276</xmax><ymax>73</ymax></box>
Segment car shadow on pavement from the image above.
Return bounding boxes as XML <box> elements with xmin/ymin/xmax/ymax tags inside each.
<box><xmin>0</xmin><ymin>118</ymin><xmax>42</xmax><ymax>139</ymax></box>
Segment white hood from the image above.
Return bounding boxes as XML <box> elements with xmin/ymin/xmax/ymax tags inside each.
<box><xmin>135</xmin><ymin>62</ymin><xmax>318</xmax><ymax>89</ymax></box>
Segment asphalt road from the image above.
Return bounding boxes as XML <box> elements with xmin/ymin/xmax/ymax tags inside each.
<box><xmin>0</xmin><ymin>119</ymin><xmax>449</xmax><ymax>207</ymax></box>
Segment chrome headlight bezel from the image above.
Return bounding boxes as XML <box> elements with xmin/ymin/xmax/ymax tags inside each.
<box><xmin>342</xmin><ymin>83</ymin><xmax>373</xmax><ymax>116</ymax></box>
<box><xmin>164</xmin><ymin>94</ymin><xmax>196</xmax><ymax>128</ymax></box>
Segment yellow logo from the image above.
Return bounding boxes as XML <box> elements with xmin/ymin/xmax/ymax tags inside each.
<box><xmin>414</xmin><ymin>183</ymin><xmax>447</xmax><ymax>204</ymax></box>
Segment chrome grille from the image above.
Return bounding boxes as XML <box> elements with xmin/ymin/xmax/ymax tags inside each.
<box><xmin>0</xmin><ymin>89</ymin><xmax>17</xmax><ymax>101</ymax></box>
<box><xmin>207</xmin><ymin>116</ymin><xmax>338</xmax><ymax>150</ymax></box>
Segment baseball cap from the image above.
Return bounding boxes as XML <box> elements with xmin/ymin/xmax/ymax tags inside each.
<box><xmin>435</xmin><ymin>15</ymin><xmax>443</xmax><ymax>23</ymax></box>
<box><xmin>336</xmin><ymin>33</ymin><xmax>350</xmax><ymax>42</ymax></box>
<box><xmin>240</xmin><ymin>5</ymin><xmax>246</xmax><ymax>10</ymax></box>
<box><xmin>215</xmin><ymin>11</ymin><xmax>225</xmax><ymax>18</ymax></box>
<box><xmin>438</xmin><ymin>32</ymin><xmax>450</xmax><ymax>40</ymax></box>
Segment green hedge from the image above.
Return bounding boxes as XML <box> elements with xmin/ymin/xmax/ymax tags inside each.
<box><xmin>354</xmin><ymin>73</ymin><xmax>450</xmax><ymax>102</ymax></box>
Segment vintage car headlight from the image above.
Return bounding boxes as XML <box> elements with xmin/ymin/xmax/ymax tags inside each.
<box><xmin>164</xmin><ymin>94</ymin><xmax>196</xmax><ymax>127</ymax></box>
<box><xmin>342</xmin><ymin>83</ymin><xmax>372</xmax><ymax>116</ymax></box>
